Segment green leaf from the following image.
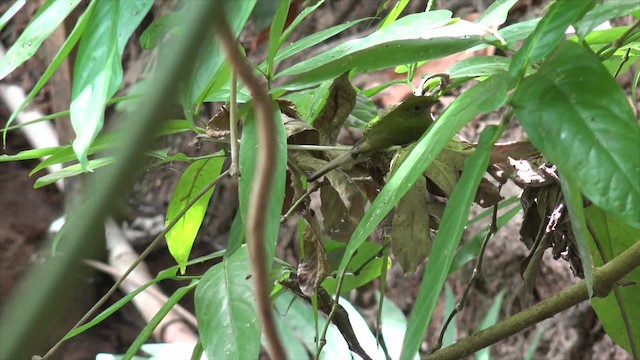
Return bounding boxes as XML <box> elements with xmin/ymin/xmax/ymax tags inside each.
<box><xmin>509</xmin><ymin>0</ymin><xmax>595</xmax><ymax>78</ymax></box>
<box><xmin>266</xmin><ymin>0</ymin><xmax>291</xmax><ymax>78</ymax></box>
<box><xmin>448</xmin><ymin>56</ymin><xmax>510</xmax><ymax>79</ymax></box>
<box><xmin>34</xmin><ymin>157</ymin><xmax>114</xmax><ymax>188</ymax></box>
<box><xmin>474</xmin><ymin>290</ymin><xmax>505</xmax><ymax>360</ymax></box>
<box><xmin>278</xmin><ymin>11</ymin><xmax>484</xmax><ymax>89</ymax></box>
<box><xmin>524</xmin><ymin>322</ymin><xmax>550</xmax><ymax>360</ymax></box>
<box><xmin>0</xmin><ymin>0</ymin><xmax>26</xmax><ymax>32</ymax></box>
<box><xmin>512</xmin><ymin>41</ymin><xmax>640</xmax><ymax>228</ymax></box>
<box><xmin>3</xmin><ymin>0</ymin><xmax>96</xmax><ymax>144</ymax></box>
<box><xmin>124</xmin><ymin>281</ymin><xmax>197</xmax><ymax>359</ymax></box>
<box><xmin>574</xmin><ymin>0</ymin><xmax>640</xmax><ymax>39</ymax></box>
<box><xmin>70</xmin><ymin>0</ymin><xmax>153</xmax><ymax>169</ymax></box>
<box><xmin>166</xmin><ymin>158</ymin><xmax>224</xmax><ymax>273</ymax></box>
<box><xmin>0</xmin><ymin>0</ymin><xmax>81</xmax><ymax>79</ymax></box>
<box><xmin>0</xmin><ymin>147</ymin><xmax>61</xmax><ymax>162</ymax></box>
<box><xmin>225</xmin><ymin>210</ymin><xmax>245</xmax><ymax>259</ymax></box>
<box><xmin>274</xmin><ymin>17</ymin><xmax>370</xmax><ymax>64</ymax></box>
<box><xmin>375</xmin><ymin>292</ymin><xmax>416</xmax><ymax>360</ymax></box>
<box><xmin>278</xmin><ymin>0</ymin><xmax>324</xmax><ymax>48</ymax></box>
<box><xmin>183</xmin><ymin>0</ymin><xmax>255</xmax><ymax>110</ymax></box>
<box><xmin>238</xmin><ymin>109</ymin><xmax>287</xmax><ymax>266</ymax></box>
<box><xmin>586</xmin><ymin>206</ymin><xmax>640</xmax><ymax>354</ymax></box>
<box><xmin>195</xmin><ymin>246</ymin><xmax>261</xmax><ymax>360</ymax></box>
<box><xmin>400</xmin><ymin>124</ymin><xmax>505</xmax><ymax>359</ymax></box>
<box><xmin>338</xmin><ymin>73</ymin><xmax>512</xmax><ymax>274</ymax></box>
<box><xmin>379</xmin><ymin>0</ymin><xmax>410</xmax><ymax>29</ymax></box>
<box><xmin>476</xmin><ymin>0</ymin><xmax>518</xmax><ymax>28</ymax></box>
<box><xmin>323</xmin><ymin>240</ymin><xmax>387</xmax><ymax>294</ymax></box>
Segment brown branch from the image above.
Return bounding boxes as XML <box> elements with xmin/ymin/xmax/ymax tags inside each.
<box><xmin>427</xmin><ymin>239</ymin><xmax>640</xmax><ymax>360</ymax></box>
<box><xmin>211</xmin><ymin>5</ymin><xmax>285</xmax><ymax>360</ymax></box>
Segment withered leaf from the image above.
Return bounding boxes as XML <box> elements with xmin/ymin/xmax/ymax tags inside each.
<box><xmin>312</xmin><ymin>73</ymin><xmax>357</xmax><ymax>145</ymax></box>
<box><xmin>282</xmin><ymin>113</ymin><xmax>319</xmax><ymax>145</ymax></box>
<box><xmin>474</xmin><ymin>177</ymin><xmax>503</xmax><ymax>208</ymax></box>
<box><xmin>390</xmin><ymin>175</ymin><xmax>432</xmax><ymax>274</ymax></box>
<box><xmin>205</xmin><ymin>106</ymin><xmax>231</xmax><ymax>139</ymax></box>
<box><xmin>297</xmin><ymin>212</ymin><xmax>331</xmax><ymax>297</ymax></box>
<box><xmin>424</xmin><ymin>138</ymin><xmax>474</xmax><ymax>196</ymax></box>
<box><xmin>320</xmin><ymin>185</ymin><xmax>356</xmax><ymax>242</ymax></box>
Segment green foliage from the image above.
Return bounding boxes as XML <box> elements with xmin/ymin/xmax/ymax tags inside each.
<box><xmin>2</xmin><ymin>0</ymin><xmax>639</xmax><ymax>359</ymax></box>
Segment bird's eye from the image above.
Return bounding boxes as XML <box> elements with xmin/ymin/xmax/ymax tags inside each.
<box><xmin>413</xmin><ymin>105</ymin><xmax>421</xmax><ymax>111</ymax></box>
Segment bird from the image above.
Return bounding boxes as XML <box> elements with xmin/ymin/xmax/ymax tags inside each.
<box><xmin>307</xmin><ymin>95</ymin><xmax>436</xmax><ymax>182</ymax></box>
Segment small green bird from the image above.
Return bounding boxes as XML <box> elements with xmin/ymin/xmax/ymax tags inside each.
<box><xmin>307</xmin><ymin>95</ymin><xmax>436</xmax><ymax>182</ymax></box>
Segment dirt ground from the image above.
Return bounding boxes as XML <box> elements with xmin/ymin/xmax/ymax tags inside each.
<box><xmin>0</xmin><ymin>0</ymin><xmax>635</xmax><ymax>359</ymax></box>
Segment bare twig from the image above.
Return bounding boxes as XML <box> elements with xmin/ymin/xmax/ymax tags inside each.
<box><xmin>211</xmin><ymin>5</ymin><xmax>286</xmax><ymax>359</ymax></box>
<box><xmin>280</xmin><ymin>180</ymin><xmax>325</xmax><ymax>223</ymax></box>
<box><xmin>229</xmin><ymin>71</ymin><xmax>240</xmax><ymax>177</ymax></box>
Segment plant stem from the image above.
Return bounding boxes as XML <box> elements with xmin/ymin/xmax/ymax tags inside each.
<box><xmin>427</xmin><ymin>239</ymin><xmax>640</xmax><ymax>360</ymax></box>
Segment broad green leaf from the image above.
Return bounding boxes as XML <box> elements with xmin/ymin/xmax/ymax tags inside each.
<box><xmin>274</xmin><ymin>18</ymin><xmax>369</xmax><ymax>64</ymax></box>
<box><xmin>448</xmin><ymin>56</ymin><xmax>510</xmax><ymax>79</ymax></box>
<box><xmin>3</xmin><ymin>1</ymin><xmax>96</xmax><ymax>144</ymax></box>
<box><xmin>474</xmin><ymin>290</ymin><xmax>505</xmax><ymax>360</ymax></box>
<box><xmin>574</xmin><ymin>0</ymin><xmax>640</xmax><ymax>39</ymax></box>
<box><xmin>70</xmin><ymin>0</ymin><xmax>153</xmax><ymax>169</ymax></box>
<box><xmin>375</xmin><ymin>292</ymin><xmax>418</xmax><ymax>360</ymax></box>
<box><xmin>0</xmin><ymin>147</ymin><xmax>60</xmax><ymax>162</ymax></box>
<box><xmin>338</xmin><ymin>296</ymin><xmax>387</xmax><ymax>359</ymax></box>
<box><xmin>338</xmin><ymin>73</ymin><xmax>512</xmax><ymax>274</ymax></box>
<box><xmin>512</xmin><ymin>41</ymin><xmax>640</xmax><ymax>228</ymax></box>
<box><xmin>166</xmin><ymin>158</ymin><xmax>224</xmax><ymax>273</ymax></box>
<box><xmin>0</xmin><ymin>0</ymin><xmax>25</xmax><ymax>32</ymax></box>
<box><xmin>124</xmin><ymin>281</ymin><xmax>197</xmax><ymax>359</ymax></box>
<box><xmin>486</xmin><ymin>17</ymin><xmax>540</xmax><ymax>48</ymax></box>
<box><xmin>195</xmin><ymin>246</ymin><xmax>260</xmax><ymax>360</ymax></box>
<box><xmin>34</xmin><ymin>157</ymin><xmax>114</xmax><ymax>188</ymax></box>
<box><xmin>183</xmin><ymin>0</ymin><xmax>255</xmax><ymax>110</ymax></box>
<box><xmin>0</xmin><ymin>0</ymin><xmax>81</xmax><ymax>79</ymax></box>
<box><xmin>477</xmin><ymin>0</ymin><xmax>518</xmax><ymax>28</ymax></box>
<box><xmin>266</xmin><ymin>0</ymin><xmax>291</xmax><ymax>78</ymax></box>
<box><xmin>238</xmin><ymin>108</ymin><xmax>287</xmax><ymax>266</ymax></box>
<box><xmin>586</xmin><ymin>206</ymin><xmax>640</xmax><ymax>354</ymax></box>
<box><xmin>509</xmin><ymin>0</ymin><xmax>595</xmax><ymax>78</ymax></box>
<box><xmin>323</xmin><ymin>240</ymin><xmax>387</xmax><ymax>294</ymax></box>
<box><xmin>401</xmin><ymin>125</ymin><xmax>505</xmax><ymax>359</ymax></box>
<box><xmin>443</xmin><ymin>283</ymin><xmax>457</xmax><ymax>347</ymax></box>
<box><xmin>278</xmin><ymin>11</ymin><xmax>484</xmax><ymax>89</ymax></box>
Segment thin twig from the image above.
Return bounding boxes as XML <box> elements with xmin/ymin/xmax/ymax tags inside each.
<box><xmin>597</xmin><ymin>20</ymin><xmax>640</xmax><ymax>61</ymax></box>
<box><xmin>316</xmin><ymin>254</ymin><xmax>355</xmax><ymax>360</ymax></box>
<box><xmin>433</xmin><ymin>201</ymin><xmax>500</xmax><ymax>353</ymax></box>
<box><xmin>280</xmin><ymin>180</ymin><xmax>325</xmax><ymax>223</ymax></box>
<box><xmin>613</xmin><ymin>48</ymin><xmax>632</xmax><ymax>78</ymax></box>
<box><xmin>211</xmin><ymin>6</ymin><xmax>286</xmax><ymax>359</ymax></box>
<box><xmin>229</xmin><ymin>71</ymin><xmax>240</xmax><ymax>177</ymax></box>
<box><xmin>587</xmin><ymin>221</ymin><xmax>639</xmax><ymax>360</ymax></box>
<box><xmin>41</xmin><ymin>170</ymin><xmax>230</xmax><ymax>360</ymax></box>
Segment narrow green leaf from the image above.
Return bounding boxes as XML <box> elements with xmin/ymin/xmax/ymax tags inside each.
<box><xmin>524</xmin><ymin>321</ymin><xmax>550</xmax><ymax>360</ymax></box>
<box><xmin>574</xmin><ymin>0</ymin><xmax>640</xmax><ymax>39</ymax></box>
<box><xmin>124</xmin><ymin>281</ymin><xmax>197</xmax><ymax>359</ymax></box>
<box><xmin>278</xmin><ymin>11</ymin><xmax>485</xmax><ymax>89</ymax></box>
<box><xmin>400</xmin><ymin>124</ymin><xmax>505</xmax><ymax>359</ymax></box>
<box><xmin>448</xmin><ymin>56</ymin><xmax>510</xmax><ymax>79</ymax></box>
<box><xmin>63</xmin><ymin>268</ymin><xmax>178</xmax><ymax>340</ymax></box>
<box><xmin>238</xmin><ymin>108</ymin><xmax>287</xmax><ymax>265</ymax></box>
<box><xmin>274</xmin><ymin>18</ymin><xmax>369</xmax><ymax>64</ymax></box>
<box><xmin>195</xmin><ymin>246</ymin><xmax>261</xmax><ymax>360</ymax></box>
<box><xmin>509</xmin><ymin>0</ymin><xmax>595</xmax><ymax>78</ymax></box>
<box><xmin>166</xmin><ymin>158</ymin><xmax>224</xmax><ymax>273</ymax></box>
<box><xmin>185</xmin><ymin>0</ymin><xmax>255</xmax><ymax>110</ymax></box>
<box><xmin>0</xmin><ymin>0</ymin><xmax>81</xmax><ymax>79</ymax></box>
<box><xmin>559</xmin><ymin>176</ymin><xmax>595</xmax><ymax>296</ymax></box>
<box><xmin>267</xmin><ymin>0</ymin><xmax>291</xmax><ymax>78</ymax></box>
<box><xmin>379</xmin><ymin>0</ymin><xmax>410</xmax><ymax>29</ymax></box>
<box><xmin>338</xmin><ymin>73</ymin><xmax>512</xmax><ymax>274</ymax></box>
<box><xmin>474</xmin><ymin>290</ymin><xmax>505</xmax><ymax>360</ymax></box>
<box><xmin>70</xmin><ymin>0</ymin><xmax>153</xmax><ymax>168</ymax></box>
<box><xmin>225</xmin><ymin>210</ymin><xmax>245</xmax><ymax>258</ymax></box>
<box><xmin>34</xmin><ymin>157</ymin><xmax>114</xmax><ymax>188</ymax></box>
<box><xmin>0</xmin><ymin>147</ymin><xmax>60</xmax><ymax>162</ymax></box>
<box><xmin>443</xmin><ymin>283</ymin><xmax>457</xmax><ymax>347</ymax></box>
<box><xmin>3</xmin><ymin>1</ymin><xmax>96</xmax><ymax>144</ymax></box>
<box><xmin>0</xmin><ymin>0</ymin><xmax>26</xmax><ymax>32</ymax></box>
<box><xmin>586</xmin><ymin>206</ymin><xmax>640</xmax><ymax>354</ymax></box>
<box><xmin>477</xmin><ymin>0</ymin><xmax>518</xmax><ymax>28</ymax></box>
<box><xmin>512</xmin><ymin>41</ymin><xmax>640</xmax><ymax>228</ymax></box>
<box><xmin>278</xmin><ymin>0</ymin><xmax>325</xmax><ymax>48</ymax></box>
